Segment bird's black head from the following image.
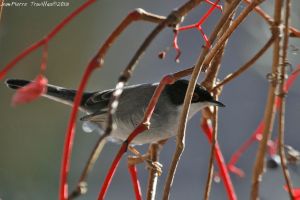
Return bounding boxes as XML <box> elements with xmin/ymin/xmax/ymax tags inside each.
<box><xmin>165</xmin><ymin>79</ymin><xmax>225</xmax><ymax>107</ymax></box>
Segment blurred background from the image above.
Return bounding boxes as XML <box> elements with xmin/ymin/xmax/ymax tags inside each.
<box><xmin>0</xmin><ymin>0</ymin><xmax>300</xmax><ymax>199</ymax></box>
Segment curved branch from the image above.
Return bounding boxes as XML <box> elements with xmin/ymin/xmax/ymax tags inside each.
<box><xmin>213</xmin><ymin>36</ymin><xmax>274</xmax><ymax>91</ymax></box>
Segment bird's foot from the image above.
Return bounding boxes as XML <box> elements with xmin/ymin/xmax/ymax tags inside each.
<box><xmin>145</xmin><ymin>160</ymin><xmax>163</xmax><ymax>176</ymax></box>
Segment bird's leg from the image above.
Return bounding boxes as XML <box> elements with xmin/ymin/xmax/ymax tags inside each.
<box><xmin>127</xmin><ymin>140</ymin><xmax>167</xmax><ymax>175</ymax></box>
<box><xmin>127</xmin><ymin>140</ymin><xmax>167</xmax><ymax>200</ymax></box>
<box><xmin>99</xmin><ymin>75</ymin><xmax>181</xmax><ymax>199</ymax></box>
<box><xmin>66</xmin><ymin>10</ymin><xmax>171</xmax><ymax>200</ymax></box>
<box><xmin>128</xmin><ymin>146</ymin><xmax>163</xmax><ymax>176</ymax></box>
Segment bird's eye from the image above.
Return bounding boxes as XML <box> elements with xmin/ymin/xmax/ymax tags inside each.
<box><xmin>192</xmin><ymin>93</ymin><xmax>200</xmax><ymax>102</ymax></box>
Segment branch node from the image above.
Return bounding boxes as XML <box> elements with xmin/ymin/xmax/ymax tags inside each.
<box><xmin>119</xmin><ymin>74</ymin><xmax>129</xmax><ymax>82</ymax></box>
<box><xmin>285</xmin><ymin>145</ymin><xmax>300</xmax><ymax>164</ymax></box>
<box><xmin>68</xmin><ymin>181</ymin><xmax>88</xmax><ymax>199</ymax></box>
<box><xmin>142</xmin><ymin>121</ymin><xmax>151</xmax><ymax>130</ymax></box>
<box><xmin>78</xmin><ymin>181</ymin><xmax>88</xmax><ymax>194</ymax></box>
<box><xmin>270</xmin><ymin>23</ymin><xmax>284</xmax><ymax>38</ymax></box>
<box><xmin>130</xmin><ymin>8</ymin><xmax>147</xmax><ymax>20</ymax></box>
<box><xmin>168</xmin><ymin>10</ymin><xmax>185</xmax><ymax>28</ymax></box>
<box><xmin>266</xmin><ymin>72</ymin><xmax>277</xmax><ymax>86</ymax></box>
<box><xmin>176</xmin><ymin>139</ymin><xmax>185</xmax><ymax>150</ymax></box>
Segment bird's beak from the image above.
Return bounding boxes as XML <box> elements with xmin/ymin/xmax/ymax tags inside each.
<box><xmin>209</xmin><ymin>100</ymin><xmax>225</xmax><ymax>107</ymax></box>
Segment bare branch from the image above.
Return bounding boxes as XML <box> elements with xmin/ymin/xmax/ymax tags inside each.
<box><xmin>213</xmin><ymin>36</ymin><xmax>274</xmax><ymax>91</ymax></box>
<box><xmin>251</xmin><ymin>0</ymin><xmax>284</xmax><ymax>198</ymax></box>
<box><xmin>146</xmin><ymin>143</ymin><xmax>162</xmax><ymax>200</ymax></box>
<box><xmin>202</xmin><ymin>2</ymin><xmax>235</xmax><ymax>198</ymax></box>
<box><xmin>278</xmin><ymin>0</ymin><xmax>294</xmax><ymax>198</ymax></box>
<box><xmin>243</xmin><ymin>0</ymin><xmax>300</xmax><ymax>38</ymax></box>
<box><xmin>68</xmin><ymin>9</ymin><xmax>168</xmax><ymax>199</ymax></box>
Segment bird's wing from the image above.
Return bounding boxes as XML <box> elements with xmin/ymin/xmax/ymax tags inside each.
<box><xmin>80</xmin><ymin>110</ymin><xmax>107</xmax><ymax>122</ymax></box>
<box><xmin>82</xmin><ymin>89</ymin><xmax>113</xmax><ymax>113</ymax></box>
<box><xmin>81</xmin><ymin>83</ymin><xmax>158</xmax><ymax>124</ymax></box>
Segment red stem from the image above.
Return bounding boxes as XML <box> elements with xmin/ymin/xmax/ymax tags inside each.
<box><xmin>197</xmin><ymin>26</ymin><xmax>211</xmax><ymax>47</ymax></box>
<box><xmin>267</xmin><ymin>137</ymin><xmax>278</xmax><ymax>157</ymax></box>
<box><xmin>128</xmin><ymin>165</ymin><xmax>143</xmax><ymax>200</ymax></box>
<box><xmin>205</xmin><ymin>0</ymin><xmax>223</xmax><ymax>10</ymax></box>
<box><xmin>98</xmin><ymin>75</ymin><xmax>175</xmax><ymax>199</ymax></box>
<box><xmin>47</xmin><ymin>0</ymin><xmax>96</xmax><ymax>39</ymax></box>
<box><xmin>284</xmin><ymin>186</ymin><xmax>300</xmax><ymax>199</ymax></box>
<box><xmin>59</xmin><ymin>57</ymin><xmax>99</xmax><ymax>200</ymax></box>
<box><xmin>40</xmin><ymin>43</ymin><xmax>48</xmax><ymax>73</ymax></box>
<box><xmin>0</xmin><ymin>0</ymin><xmax>96</xmax><ymax>80</ymax></box>
<box><xmin>172</xmin><ymin>0</ymin><xmax>220</xmax><ymax>62</ymax></box>
<box><xmin>0</xmin><ymin>0</ymin><xmax>98</xmax><ymax>198</ymax></box>
<box><xmin>173</xmin><ymin>30</ymin><xmax>181</xmax><ymax>63</ymax></box>
<box><xmin>196</xmin><ymin>0</ymin><xmax>220</xmax><ymax>27</ymax></box>
<box><xmin>178</xmin><ymin>24</ymin><xmax>197</xmax><ymax>31</ymax></box>
<box><xmin>98</xmin><ymin>124</ymin><xmax>147</xmax><ymax>200</ymax></box>
<box><xmin>0</xmin><ymin>40</ymin><xmax>44</xmax><ymax>80</ymax></box>
<box><xmin>228</xmin><ymin>65</ymin><xmax>300</xmax><ymax>174</ymax></box>
<box><xmin>201</xmin><ymin>119</ymin><xmax>237</xmax><ymax>200</ymax></box>
<box><xmin>228</xmin><ymin>122</ymin><xmax>264</xmax><ymax>169</ymax></box>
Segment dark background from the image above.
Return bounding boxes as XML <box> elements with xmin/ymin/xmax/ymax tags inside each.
<box><xmin>0</xmin><ymin>0</ymin><xmax>300</xmax><ymax>199</ymax></box>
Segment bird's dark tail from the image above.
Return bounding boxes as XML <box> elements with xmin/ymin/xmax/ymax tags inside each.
<box><xmin>5</xmin><ymin>79</ymin><xmax>92</xmax><ymax>109</ymax></box>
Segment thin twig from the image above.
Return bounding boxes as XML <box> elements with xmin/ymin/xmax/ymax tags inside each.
<box><xmin>251</xmin><ymin>0</ymin><xmax>283</xmax><ymax>199</ymax></box>
<box><xmin>146</xmin><ymin>143</ymin><xmax>161</xmax><ymax>200</ymax></box>
<box><xmin>202</xmin><ymin>0</ymin><xmax>266</xmax><ymax>72</ymax></box>
<box><xmin>201</xmin><ymin>119</ymin><xmax>237</xmax><ymax>200</ymax></box>
<box><xmin>242</xmin><ymin>0</ymin><xmax>300</xmax><ymax>38</ymax></box>
<box><xmin>68</xmin><ymin>9</ymin><xmax>167</xmax><ymax>199</ymax></box>
<box><xmin>278</xmin><ymin>0</ymin><xmax>294</xmax><ymax>198</ymax></box>
<box><xmin>203</xmin><ymin>113</ymin><xmax>217</xmax><ymax>200</ymax></box>
<box><xmin>102</xmin><ymin>0</ymin><xmax>206</xmax><ymax>158</ymax></box>
<box><xmin>289</xmin><ymin>27</ymin><xmax>300</xmax><ymax>38</ymax></box>
<box><xmin>163</xmin><ymin>0</ymin><xmax>241</xmax><ymax>197</ymax></box>
<box><xmin>213</xmin><ymin>36</ymin><xmax>275</xmax><ymax>91</ymax></box>
<box><xmin>278</xmin><ymin>89</ymin><xmax>293</xmax><ymax>199</ymax></box>
<box><xmin>97</xmin><ymin>73</ymin><xmax>188</xmax><ymax>200</ymax></box>
<box><xmin>97</xmin><ymin>1</ymin><xmax>214</xmax><ymax>197</ymax></box>
<box><xmin>0</xmin><ymin>0</ymin><xmax>97</xmax><ymax>81</ymax></box>
<box><xmin>164</xmin><ymin>0</ymin><xmax>266</xmax><ymax>199</ymax></box>
<box><xmin>228</xmin><ymin>65</ymin><xmax>300</xmax><ymax>178</ymax></box>
<box><xmin>203</xmin><ymin>2</ymin><xmax>234</xmax><ymax>198</ymax></box>
<box><xmin>242</xmin><ymin>0</ymin><xmax>273</xmax><ymax>25</ymax></box>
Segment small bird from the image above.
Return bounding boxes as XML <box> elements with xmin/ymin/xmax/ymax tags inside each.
<box><xmin>5</xmin><ymin>79</ymin><xmax>225</xmax><ymax>145</ymax></box>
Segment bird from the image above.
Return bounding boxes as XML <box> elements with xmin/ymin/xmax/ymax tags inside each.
<box><xmin>5</xmin><ymin>79</ymin><xmax>225</xmax><ymax>145</ymax></box>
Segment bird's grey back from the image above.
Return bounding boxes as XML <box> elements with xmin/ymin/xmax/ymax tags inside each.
<box><xmin>108</xmin><ymin>83</ymin><xmax>180</xmax><ymax>143</ymax></box>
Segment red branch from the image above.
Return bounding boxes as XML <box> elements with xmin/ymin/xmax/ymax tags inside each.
<box><xmin>11</xmin><ymin>44</ymin><xmax>49</xmax><ymax>106</ymax></box>
<box><xmin>227</xmin><ymin>122</ymin><xmax>264</xmax><ymax>177</ymax></box>
<box><xmin>284</xmin><ymin>186</ymin><xmax>300</xmax><ymax>199</ymax></box>
<box><xmin>128</xmin><ymin>164</ymin><xmax>143</xmax><ymax>200</ymax></box>
<box><xmin>98</xmin><ymin>124</ymin><xmax>147</xmax><ymax>200</ymax></box>
<box><xmin>0</xmin><ymin>0</ymin><xmax>96</xmax><ymax>81</ymax></box>
<box><xmin>205</xmin><ymin>0</ymin><xmax>223</xmax><ymax>10</ymax></box>
<box><xmin>0</xmin><ymin>1</ymin><xmax>112</xmax><ymax>199</ymax></box>
<box><xmin>173</xmin><ymin>0</ymin><xmax>222</xmax><ymax>62</ymax></box>
<box><xmin>0</xmin><ymin>1</ymin><xmax>100</xmax><ymax>199</ymax></box>
<box><xmin>60</xmin><ymin>57</ymin><xmax>99</xmax><ymax>200</ymax></box>
<box><xmin>98</xmin><ymin>75</ymin><xmax>176</xmax><ymax>199</ymax></box>
<box><xmin>201</xmin><ymin>119</ymin><xmax>237</xmax><ymax>200</ymax></box>
<box><xmin>228</xmin><ymin>65</ymin><xmax>300</xmax><ymax>177</ymax></box>
<box><xmin>1</xmin><ymin>3</ymin><xmax>170</xmax><ymax>199</ymax></box>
